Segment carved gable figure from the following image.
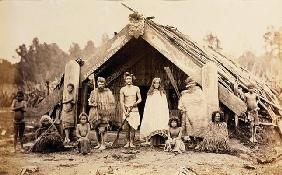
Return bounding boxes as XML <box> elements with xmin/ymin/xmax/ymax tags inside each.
<box><xmin>128</xmin><ymin>12</ymin><xmax>145</xmax><ymax>38</ymax></box>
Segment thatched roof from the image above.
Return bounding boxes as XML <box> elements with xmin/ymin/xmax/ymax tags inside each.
<box><xmin>33</xmin><ymin>14</ymin><xmax>281</xmax><ymax>123</ymax></box>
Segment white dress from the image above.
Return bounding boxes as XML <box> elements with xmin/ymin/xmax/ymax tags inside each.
<box><xmin>140</xmin><ymin>90</ymin><xmax>170</xmax><ymax>140</ymax></box>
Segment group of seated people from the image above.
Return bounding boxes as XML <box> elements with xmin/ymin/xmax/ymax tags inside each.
<box><xmin>32</xmin><ymin>109</ymin><xmax>229</xmax><ymax>155</ymax></box>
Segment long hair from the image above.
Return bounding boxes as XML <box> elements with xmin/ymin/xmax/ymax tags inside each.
<box><xmin>147</xmin><ymin>77</ymin><xmax>165</xmax><ymax>96</ymax></box>
<box><xmin>211</xmin><ymin>110</ymin><xmax>224</xmax><ymax>122</ymax></box>
<box><xmin>168</xmin><ymin>118</ymin><xmax>181</xmax><ymax>127</ymax></box>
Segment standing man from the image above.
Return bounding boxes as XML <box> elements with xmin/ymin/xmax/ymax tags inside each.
<box><xmin>120</xmin><ymin>72</ymin><xmax>142</xmax><ymax>148</ymax></box>
<box><xmin>11</xmin><ymin>90</ymin><xmax>27</xmax><ymax>152</ymax></box>
<box><xmin>88</xmin><ymin>77</ymin><xmax>115</xmax><ymax>150</ymax></box>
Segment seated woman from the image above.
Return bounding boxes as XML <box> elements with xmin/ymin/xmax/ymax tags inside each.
<box><xmin>32</xmin><ymin>115</ymin><xmax>64</xmax><ymax>153</ymax></box>
<box><xmin>198</xmin><ymin>111</ymin><xmax>231</xmax><ymax>153</ymax></box>
<box><xmin>164</xmin><ymin>118</ymin><xmax>185</xmax><ymax>154</ymax></box>
<box><xmin>76</xmin><ymin>112</ymin><xmax>91</xmax><ymax>155</ymax></box>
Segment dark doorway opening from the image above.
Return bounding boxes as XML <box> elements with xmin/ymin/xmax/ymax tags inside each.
<box><xmin>138</xmin><ymin>86</ymin><xmax>150</xmax><ymax>123</ymax></box>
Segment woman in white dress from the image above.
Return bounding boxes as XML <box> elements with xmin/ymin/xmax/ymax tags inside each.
<box><xmin>140</xmin><ymin>77</ymin><xmax>170</xmax><ymax>145</ymax></box>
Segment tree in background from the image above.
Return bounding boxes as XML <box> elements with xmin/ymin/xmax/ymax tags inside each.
<box><xmin>263</xmin><ymin>26</ymin><xmax>281</xmax><ymax>59</ymax></box>
<box><xmin>236</xmin><ymin>26</ymin><xmax>282</xmax><ymax>89</ymax></box>
<box><xmin>203</xmin><ymin>33</ymin><xmax>222</xmax><ymax>51</ymax></box>
<box><xmin>15</xmin><ymin>37</ymin><xmax>71</xmax><ymax>83</ymax></box>
<box><xmin>83</xmin><ymin>40</ymin><xmax>96</xmax><ymax>57</ymax></box>
<box><xmin>101</xmin><ymin>33</ymin><xmax>110</xmax><ymax>45</ymax></box>
<box><xmin>263</xmin><ymin>26</ymin><xmax>281</xmax><ymax>87</ymax></box>
<box><xmin>69</xmin><ymin>42</ymin><xmax>82</xmax><ymax>59</ymax></box>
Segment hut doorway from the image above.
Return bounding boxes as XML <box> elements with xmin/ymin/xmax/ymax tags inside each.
<box><xmin>138</xmin><ymin>85</ymin><xmax>150</xmax><ymax>124</ymax></box>
<box><xmin>91</xmin><ymin>38</ymin><xmax>188</xmax><ymax>127</ymax></box>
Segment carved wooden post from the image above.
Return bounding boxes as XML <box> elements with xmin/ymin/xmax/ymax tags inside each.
<box><xmin>80</xmin><ymin>81</ymin><xmax>89</xmax><ymax>113</ymax></box>
<box><xmin>202</xmin><ymin>62</ymin><xmax>219</xmax><ymax>118</ymax></box>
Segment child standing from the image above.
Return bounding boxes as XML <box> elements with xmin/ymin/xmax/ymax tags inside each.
<box><xmin>76</xmin><ymin>112</ymin><xmax>91</xmax><ymax>155</ymax></box>
<box><xmin>244</xmin><ymin>84</ymin><xmax>260</xmax><ymax>143</ymax></box>
<box><xmin>11</xmin><ymin>90</ymin><xmax>27</xmax><ymax>152</ymax></box>
<box><xmin>199</xmin><ymin>111</ymin><xmax>231</xmax><ymax>153</ymax></box>
<box><xmin>164</xmin><ymin>118</ymin><xmax>185</xmax><ymax>154</ymax></box>
<box><xmin>62</xmin><ymin>83</ymin><xmax>76</xmax><ymax>145</ymax></box>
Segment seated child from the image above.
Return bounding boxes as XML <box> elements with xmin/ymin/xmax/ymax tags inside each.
<box><xmin>198</xmin><ymin>111</ymin><xmax>231</xmax><ymax>153</ymax></box>
<box><xmin>76</xmin><ymin>112</ymin><xmax>91</xmax><ymax>155</ymax></box>
<box><xmin>32</xmin><ymin>115</ymin><xmax>64</xmax><ymax>153</ymax></box>
<box><xmin>164</xmin><ymin>118</ymin><xmax>185</xmax><ymax>154</ymax></box>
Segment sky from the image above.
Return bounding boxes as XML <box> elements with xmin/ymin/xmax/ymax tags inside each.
<box><xmin>0</xmin><ymin>0</ymin><xmax>281</xmax><ymax>63</ymax></box>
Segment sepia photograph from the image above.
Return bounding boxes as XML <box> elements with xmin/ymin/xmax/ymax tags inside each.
<box><xmin>0</xmin><ymin>0</ymin><xmax>281</xmax><ymax>174</ymax></box>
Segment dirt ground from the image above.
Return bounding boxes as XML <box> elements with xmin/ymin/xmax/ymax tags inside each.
<box><xmin>1</xmin><ymin>135</ymin><xmax>282</xmax><ymax>175</ymax></box>
<box><xmin>1</xmin><ymin>110</ymin><xmax>282</xmax><ymax>175</ymax></box>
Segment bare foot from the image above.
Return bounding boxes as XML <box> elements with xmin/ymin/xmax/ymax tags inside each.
<box><xmin>130</xmin><ymin>142</ymin><xmax>136</xmax><ymax>148</ymax></box>
<box><xmin>64</xmin><ymin>138</ymin><xmax>70</xmax><ymax>145</ymax></box>
<box><xmin>98</xmin><ymin>145</ymin><xmax>106</xmax><ymax>150</ymax></box>
<box><xmin>250</xmin><ymin>137</ymin><xmax>257</xmax><ymax>143</ymax></box>
<box><xmin>124</xmin><ymin>142</ymin><xmax>130</xmax><ymax>148</ymax></box>
<box><xmin>94</xmin><ymin>144</ymin><xmax>101</xmax><ymax>149</ymax></box>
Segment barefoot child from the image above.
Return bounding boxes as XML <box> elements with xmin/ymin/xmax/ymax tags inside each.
<box><xmin>199</xmin><ymin>111</ymin><xmax>231</xmax><ymax>153</ymax></box>
<box><xmin>76</xmin><ymin>112</ymin><xmax>91</xmax><ymax>154</ymax></box>
<box><xmin>61</xmin><ymin>83</ymin><xmax>76</xmax><ymax>145</ymax></box>
<box><xmin>11</xmin><ymin>90</ymin><xmax>27</xmax><ymax>152</ymax></box>
<box><xmin>164</xmin><ymin>118</ymin><xmax>185</xmax><ymax>154</ymax></box>
<box><xmin>244</xmin><ymin>84</ymin><xmax>260</xmax><ymax>143</ymax></box>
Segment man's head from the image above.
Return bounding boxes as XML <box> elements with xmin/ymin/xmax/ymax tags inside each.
<box><xmin>67</xmin><ymin>83</ymin><xmax>74</xmax><ymax>93</ymax></box>
<box><xmin>97</xmin><ymin>77</ymin><xmax>106</xmax><ymax>89</ymax></box>
<box><xmin>124</xmin><ymin>72</ymin><xmax>134</xmax><ymax>85</ymax></box>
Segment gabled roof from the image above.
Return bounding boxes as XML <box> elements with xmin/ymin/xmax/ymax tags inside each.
<box><xmin>80</xmin><ymin>18</ymin><xmax>280</xmax><ymax>118</ymax></box>
<box><xmin>33</xmin><ymin>14</ymin><xmax>280</xmax><ymax>119</ymax></box>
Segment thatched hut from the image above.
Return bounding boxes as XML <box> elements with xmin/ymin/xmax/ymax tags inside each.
<box><xmin>31</xmin><ymin>12</ymin><xmax>281</xmax><ymax>133</ymax></box>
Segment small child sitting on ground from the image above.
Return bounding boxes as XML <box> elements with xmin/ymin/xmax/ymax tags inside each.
<box><xmin>198</xmin><ymin>111</ymin><xmax>231</xmax><ymax>153</ymax></box>
<box><xmin>76</xmin><ymin>112</ymin><xmax>91</xmax><ymax>155</ymax></box>
<box><xmin>164</xmin><ymin>118</ymin><xmax>185</xmax><ymax>154</ymax></box>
